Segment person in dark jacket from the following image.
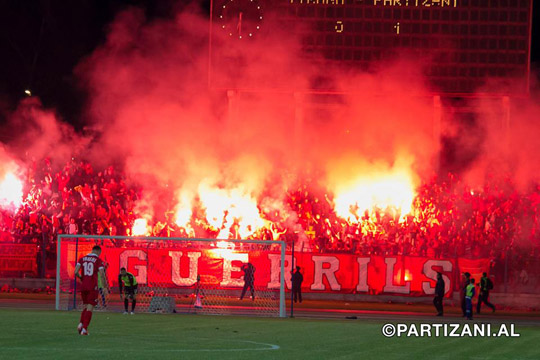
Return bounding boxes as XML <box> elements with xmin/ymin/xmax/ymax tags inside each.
<box><xmin>477</xmin><ymin>272</ymin><xmax>496</xmax><ymax>314</ymax></box>
<box><xmin>433</xmin><ymin>272</ymin><xmax>445</xmax><ymax>316</ymax></box>
<box><xmin>460</xmin><ymin>272</ymin><xmax>471</xmax><ymax>317</ymax></box>
<box><xmin>240</xmin><ymin>263</ymin><xmax>256</xmax><ymax>300</ymax></box>
<box><xmin>291</xmin><ymin>266</ymin><xmax>303</xmax><ymax>303</ymax></box>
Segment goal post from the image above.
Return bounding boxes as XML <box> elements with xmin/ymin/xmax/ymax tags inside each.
<box><xmin>56</xmin><ymin>235</ymin><xmax>286</xmax><ymax>317</ymax></box>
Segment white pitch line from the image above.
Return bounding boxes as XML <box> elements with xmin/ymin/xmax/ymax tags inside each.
<box><xmin>3</xmin><ymin>340</ymin><xmax>280</xmax><ymax>352</ymax></box>
<box><xmin>2</xmin><ymin>333</ymin><xmax>280</xmax><ymax>353</ymax></box>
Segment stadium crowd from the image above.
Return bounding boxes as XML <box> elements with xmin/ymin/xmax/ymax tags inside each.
<box><xmin>1</xmin><ymin>158</ymin><xmax>539</xmax><ymax>290</ymax></box>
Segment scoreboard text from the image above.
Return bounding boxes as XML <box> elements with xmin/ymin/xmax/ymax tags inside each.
<box><xmin>210</xmin><ymin>0</ymin><xmax>532</xmax><ymax>94</ymax></box>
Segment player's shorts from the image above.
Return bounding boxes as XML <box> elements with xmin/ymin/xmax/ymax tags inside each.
<box><xmin>81</xmin><ymin>290</ymin><xmax>99</xmax><ymax>306</ymax></box>
<box><xmin>124</xmin><ymin>285</ymin><xmax>138</xmax><ymax>297</ymax></box>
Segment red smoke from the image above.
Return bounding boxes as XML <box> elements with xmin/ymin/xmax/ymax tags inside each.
<box><xmin>0</xmin><ymin>4</ymin><xmax>539</xmax><ymax>240</ymax></box>
<box><xmin>71</xmin><ymin>7</ymin><xmax>439</xmax><ymax>228</ymax></box>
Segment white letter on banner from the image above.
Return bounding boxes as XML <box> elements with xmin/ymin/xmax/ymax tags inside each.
<box><xmin>311</xmin><ymin>256</ymin><xmax>341</xmax><ymax>291</ymax></box>
<box><xmin>356</xmin><ymin>257</ymin><xmax>370</xmax><ymax>292</ymax></box>
<box><xmin>119</xmin><ymin>250</ymin><xmax>147</xmax><ymax>285</ymax></box>
<box><xmin>169</xmin><ymin>251</ymin><xmax>201</xmax><ymax>287</ymax></box>
<box><xmin>220</xmin><ymin>253</ymin><xmax>249</xmax><ymax>287</ymax></box>
<box><xmin>382</xmin><ymin>257</ymin><xmax>410</xmax><ymax>294</ymax></box>
<box><xmin>422</xmin><ymin>259</ymin><xmax>452</xmax><ymax>295</ymax></box>
<box><xmin>268</xmin><ymin>254</ymin><xmax>294</xmax><ymax>289</ymax></box>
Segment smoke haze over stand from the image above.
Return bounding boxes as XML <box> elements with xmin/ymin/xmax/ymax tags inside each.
<box><xmin>0</xmin><ymin>3</ymin><xmax>538</xmax><ymax>238</ymax></box>
<box><xmin>73</xmin><ymin>6</ymin><xmax>442</xmax><ymax>222</ymax></box>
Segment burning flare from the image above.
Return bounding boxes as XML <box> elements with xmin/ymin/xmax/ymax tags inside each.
<box><xmin>132</xmin><ymin>218</ymin><xmax>149</xmax><ymax>236</ymax></box>
<box><xmin>332</xmin><ymin>165</ymin><xmax>416</xmax><ymax>223</ymax></box>
<box><xmin>198</xmin><ymin>183</ymin><xmax>265</xmax><ymax>239</ymax></box>
<box><xmin>0</xmin><ymin>171</ymin><xmax>24</xmax><ymax>211</ymax></box>
<box><xmin>174</xmin><ymin>191</ymin><xmax>193</xmax><ymax>229</ymax></box>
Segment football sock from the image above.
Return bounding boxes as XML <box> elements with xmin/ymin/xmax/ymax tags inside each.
<box><xmin>80</xmin><ymin>309</ymin><xmax>87</xmax><ymax>324</ymax></box>
<box><xmin>83</xmin><ymin>310</ymin><xmax>93</xmax><ymax>329</ymax></box>
<box><xmin>131</xmin><ymin>300</ymin><xmax>136</xmax><ymax>312</ymax></box>
<box><xmin>124</xmin><ymin>298</ymin><xmax>129</xmax><ymax>311</ymax></box>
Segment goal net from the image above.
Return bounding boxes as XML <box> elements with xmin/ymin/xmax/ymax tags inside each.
<box><xmin>56</xmin><ymin>235</ymin><xmax>286</xmax><ymax>317</ymax></box>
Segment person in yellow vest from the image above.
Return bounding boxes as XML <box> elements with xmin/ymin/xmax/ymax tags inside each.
<box><xmin>119</xmin><ymin>267</ymin><xmax>138</xmax><ymax>315</ymax></box>
<box><xmin>97</xmin><ymin>263</ymin><xmax>109</xmax><ymax>309</ymax></box>
<box><xmin>465</xmin><ymin>278</ymin><xmax>476</xmax><ymax>320</ymax></box>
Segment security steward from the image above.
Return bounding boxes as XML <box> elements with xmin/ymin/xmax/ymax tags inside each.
<box><xmin>119</xmin><ymin>267</ymin><xmax>137</xmax><ymax>314</ymax></box>
<box><xmin>477</xmin><ymin>272</ymin><xmax>496</xmax><ymax>314</ymax></box>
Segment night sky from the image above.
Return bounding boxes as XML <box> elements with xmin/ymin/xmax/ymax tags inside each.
<box><xmin>0</xmin><ymin>0</ymin><xmax>538</xmax><ymax>129</ymax></box>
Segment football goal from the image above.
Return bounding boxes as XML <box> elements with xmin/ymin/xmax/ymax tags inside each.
<box><xmin>56</xmin><ymin>235</ymin><xmax>286</xmax><ymax>317</ymax></box>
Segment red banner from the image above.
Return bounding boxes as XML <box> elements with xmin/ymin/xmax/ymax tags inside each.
<box><xmin>60</xmin><ymin>245</ymin><xmax>491</xmax><ymax>297</ymax></box>
<box><xmin>0</xmin><ymin>244</ymin><xmax>37</xmax><ymax>272</ymax></box>
<box><xmin>457</xmin><ymin>258</ymin><xmax>492</xmax><ymax>283</ymax></box>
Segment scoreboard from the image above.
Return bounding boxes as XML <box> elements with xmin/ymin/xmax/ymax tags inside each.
<box><xmin>210</xmin><ymin>0</ymin><xmax>533</xmax><ymax>94</ymax></box>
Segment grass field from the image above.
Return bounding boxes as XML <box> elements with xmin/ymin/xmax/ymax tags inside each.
<box><xmin>1</xmin><ymin>309</ymin><xmax>539</xmax><ymax>360</ymax></box>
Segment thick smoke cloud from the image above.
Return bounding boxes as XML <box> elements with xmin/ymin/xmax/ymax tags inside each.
<box><xmin>0</xmin><ymin>98</ymin><xmax>87</xmax><ymax>212</ymax></box>
<box><xmin>76</xmin><ymin>6</ymin><xmax>438</xmax><ymax>219</ymax></box>
<box><xmin>0</xmin><ymin>98</ymin><xmax>87</xmax><ymax>167</ymax></box>
<box><xmin>1</xmin><ymin>3</ymin><xmax>538</xmax><ymax>227</ymax></box>
<box><xmin>466</xmin><ymin>87</ymin><xmax>540</xmax><ymax>191</ymax></box>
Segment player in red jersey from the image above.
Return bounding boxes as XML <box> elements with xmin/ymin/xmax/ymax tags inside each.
<box><xmin>74</xmin><ymin>245</ymin><xmax>105</xmax><ymax>335</ymax></box>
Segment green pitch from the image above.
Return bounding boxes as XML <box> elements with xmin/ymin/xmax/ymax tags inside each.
<box><xmin>1</xmin><ymin>309</ymin><xmax>539</xmax><ymax>360</ymax></box>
